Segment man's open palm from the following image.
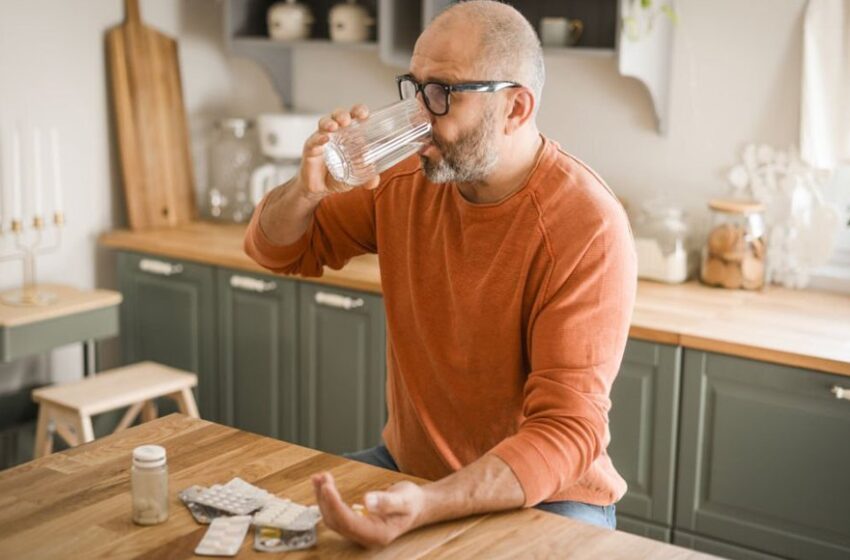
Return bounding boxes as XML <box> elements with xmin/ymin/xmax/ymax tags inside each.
<box><xmin>312</xmin><ymin>472</ymin><xmax>426</xmax><ymax>548</ymax></box>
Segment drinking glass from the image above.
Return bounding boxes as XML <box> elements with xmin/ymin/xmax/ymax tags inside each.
<box><xmin>323</xmin><ymin>98</ymin><xmax>431</xmax><ymax>186</ymax></box>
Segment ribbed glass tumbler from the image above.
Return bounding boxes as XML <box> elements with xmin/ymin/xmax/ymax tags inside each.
<box><xmin>323</xmin><ymin>98</ymin><xmax>432</xmax><ymax>186</ymax></box>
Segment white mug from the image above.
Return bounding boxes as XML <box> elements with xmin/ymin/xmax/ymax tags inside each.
<box><xmin>539</xmin><ymin>17</ymin><xmax>584</xmax><ymax>47</ymax></box>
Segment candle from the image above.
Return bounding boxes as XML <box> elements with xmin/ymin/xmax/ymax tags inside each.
<box><xmin>33</xmin><ymin>127</ymin><xmax>44</xmax><ymax>217</ymax></box>
<box><xmin>50</xmin><ymin>128</ymin><xmax>63</xmax><ymax>214</ymax></box>
<box><xmin>11</xmin><ymin>128</ymin><xmax>22</xmax><ymax>221</ymax></box>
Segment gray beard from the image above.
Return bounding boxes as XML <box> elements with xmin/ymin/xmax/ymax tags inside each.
<box><xmin>420</xmin><ymin>108</ymin><xmax>499</xmax><ymax>184</ymax></box>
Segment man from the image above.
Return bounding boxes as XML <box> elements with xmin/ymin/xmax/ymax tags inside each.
<box><xmin>244</xmin><ymin>0</ymin><xmax>636</xmax><ymax>548</ymax></box>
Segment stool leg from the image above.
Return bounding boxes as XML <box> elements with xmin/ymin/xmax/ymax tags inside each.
<box><xmin>141</xmin><ymin>399</ymin><xmax>158</xmax><ymax>422</ymax></box>
<box><xmin>55</xmin><ymin>424</ymin><xmax>80</xmax><ymax>447</ymax></box>
<box><xmin>34</xmin><ymin>405</ymin><xmax>54</xmax><ymax>459</ymax></box>
<box><xmin>74</xmin><ymin>413</ymin><xmax>95</xmax><ymax>445</ymax></box>
<box><xmin>114</xmin><ymin>402</ymin><xmax>145</xmax><ymax>433</ymax></box>
<box><xmin>172</xmin><ymin>388</ymin><xmax>200</xmax><ymax>419</ymax></box>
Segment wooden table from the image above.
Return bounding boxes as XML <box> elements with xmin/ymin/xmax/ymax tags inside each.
<box><xmin>0</xmin><ymin>414</ymin><xmax>715</xmax><ymax>559</ymax></box>
<box><xmin>0</xmin><ymin>284</ymin><xmax>122</xmax><ymax>373</ymax></box>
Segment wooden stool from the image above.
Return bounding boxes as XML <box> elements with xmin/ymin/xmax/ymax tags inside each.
<box><xmin>31</xmin><ymin>361</ymin><xmax>199</xmax><ymax>458</ymax></box>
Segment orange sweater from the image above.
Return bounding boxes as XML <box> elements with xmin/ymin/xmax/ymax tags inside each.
<box><xmin>244</xmin><ymin>138</ymin><xmax>636</xmax><ymax>507</ymax></box>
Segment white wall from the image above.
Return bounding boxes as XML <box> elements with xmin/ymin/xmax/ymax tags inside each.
<box><xmin>290</xmin><ymin>0</ymin><xmax>809</xmax><ymax>220</ymax></box>
<box><xmin>0</xmin><ymin>0</ymin><xmax>280</xmax><ymax>389</ymax></box>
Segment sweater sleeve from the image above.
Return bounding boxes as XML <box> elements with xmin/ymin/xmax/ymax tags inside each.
<box><xmin>488</xmin><ymin>211</ymin><xmax>637</xmax><ymax>507</ymax></box>
<box><xmin>243</xmin><ymin>185</ymin><xmax>377</xmax><ymax>277</ymax></box>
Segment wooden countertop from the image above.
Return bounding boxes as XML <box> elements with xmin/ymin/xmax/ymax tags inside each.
<box><xmin>0</xmin><ymin>414</ymin><xmax>715</xmax><ymax>559</ymax></box>
<box><xmin>99</xmin><ymin>222</ymin><xmax>850</xmax><ymax>377</ymax></box>
<box><xmin>0</xmin><ymin>285</ymin><xmax>122</xmax><ymax>328</ymax></box>
<box><xmin>99</xmin><ymin>221</ymin><xmax>382</xmax><ymax>294</ymax></box>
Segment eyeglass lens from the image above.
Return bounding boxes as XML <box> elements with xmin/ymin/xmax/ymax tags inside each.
<box><xmin>399</xmin><ymin>78</ymin><xmax>448</xmax><ymax>115</ymax></box>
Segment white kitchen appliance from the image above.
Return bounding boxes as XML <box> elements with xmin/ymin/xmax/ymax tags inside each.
<box><xmin>250</xmin><ymin>113</ymin><xmax>321</xmax><ymax>206</ymax></box>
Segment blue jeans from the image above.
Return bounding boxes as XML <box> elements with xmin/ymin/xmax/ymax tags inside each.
<box><xmin>344</xmin><ymin>445</ymin><xmax>617</xmax><ymax>531</ymax></box>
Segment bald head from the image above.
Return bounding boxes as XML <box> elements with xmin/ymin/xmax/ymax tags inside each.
<box><xmin>424</xmin><ymin>1</ymin><xmax>545</xmax><ymax>108</ymax></box>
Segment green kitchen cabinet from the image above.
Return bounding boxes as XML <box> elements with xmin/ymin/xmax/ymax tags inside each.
<box><xmin>616</xmin><ymin>514</ymin><xmax>672</xmax><ymax>543</ymax></box>
<box><xmin>218</xmin><ymin>268</ymin><xmax>298</xmax><ymax>441</ymax></box>
<box><xmin>117</xmin><ymin>252</ymin><xmax>218</xmax><ymax>421</ymax></box>
<box><xmin>608</xmin><ymin>339</ymin><xmax>681</xmax><ymax>534</ymax></box>
<box><xmin>298</xmin><ymin>283</ymin><xmax>387</xmax><ymax>455</ymax></box>
<box><xmin>676</xmin><ymin>350</ymin><xmax>850</xmax><ymax>560</ymax></box>
<box><xmin>673</xmin><ymin>531</ymin><xmax>784</xmax><ymax>560</ymax></box>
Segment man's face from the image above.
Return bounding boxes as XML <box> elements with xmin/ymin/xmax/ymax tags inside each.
<box><xmin>409</xmin><ymin>23</ymin><xmax>503</xmax><ymax>184</ymax></box>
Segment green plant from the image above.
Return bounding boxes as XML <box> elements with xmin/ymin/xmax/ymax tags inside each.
<box><xmin>623</xmin><ymin>0</ymin><xmax>678</xmax><ymax>41</ymax></box>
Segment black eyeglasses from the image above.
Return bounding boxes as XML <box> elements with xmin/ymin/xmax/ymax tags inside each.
<box><xmin>396</xmin><ymin>74</ymin><xmax>522</xmax><ymax>116</ymax></box>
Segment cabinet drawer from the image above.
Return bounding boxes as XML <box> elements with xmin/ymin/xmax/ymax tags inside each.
<box><xmin>676</xmin><ymin>350</ymin><xmax>850</xmax><ymax>560</ymax></box>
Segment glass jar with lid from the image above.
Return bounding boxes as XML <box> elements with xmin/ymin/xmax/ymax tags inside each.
<box><xmin>206</xmin><ymin>118</ymin><xmax>259</xmax><ymax>223</ymax></box>
<box><xmin>700</xmin><ymin>198</ymin><xmax>766</xmax><ymax>290</ymax></box>
<box><xmin>131</xmin><ymin>445</ymin><xmax>168</xmax><ymax>525</ymax></box>
<box><xmin>633</xmin><ymin>201</ymin><xmax>692</xmax><ymax>283</ymax></box>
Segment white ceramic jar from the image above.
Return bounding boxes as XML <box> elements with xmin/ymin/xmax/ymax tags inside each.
<box><xmin>329</xmin><ymin>0</ymin><xmax>375</xmax><ymax>43</ymax></box>
<box><xmin>268</xmin><ymin>0</ymin><xmax>314</xmax><ymax>41</ymax></box>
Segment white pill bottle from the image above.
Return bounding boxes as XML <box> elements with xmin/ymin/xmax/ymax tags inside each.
<box><xmin>131</xmin><ymin>445</ymin><xmax>169</xmax><ymax>525</ymax></box>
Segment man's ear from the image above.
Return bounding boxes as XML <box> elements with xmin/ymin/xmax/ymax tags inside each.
<box><xmin>504</xmin><ymin>87</ymin><xmax>535</xmax><ymax>134</ymax></box>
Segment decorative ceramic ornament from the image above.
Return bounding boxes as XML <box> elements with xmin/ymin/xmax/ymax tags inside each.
<box><xmin>268</xmin><ymin>0</ymin><xmax>314</xmax><ymax>41</ymax></box>
<box><xmin>725</xmin><ymin>144</ymin><xmax>841</xmax><ymax>288</ymax></box>
<box><xmin>329</xmin><ymin>0</ymin><xmax>375</xmax><ymax>43</ymax></box>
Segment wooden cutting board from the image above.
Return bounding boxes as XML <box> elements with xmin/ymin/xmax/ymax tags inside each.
<box><xmin>106</xmin><ymin>0</ymin><xmax>196</xmax><ymax>229</ymax></box>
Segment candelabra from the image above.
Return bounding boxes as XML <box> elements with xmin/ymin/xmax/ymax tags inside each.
<box><xmin>1</xmin><ymin>212</ymin><xmax>64</xmax><ymax>306</ymax></box>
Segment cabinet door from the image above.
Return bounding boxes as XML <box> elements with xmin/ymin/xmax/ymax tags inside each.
<box><xmin>218</xmin><ymin>269</ymin><xmax>298</xmax><ymax>441</ymax></box>
<box><xmin>673</xmin><ymin>530</ymin><xmax>784</xmax><ymax>560</ymax></box>
<box><xmin>616</xmin><ymin>514</ymin><xmax>672</xmax><ymax>543</ymax></box>
<box><xmin>608</xmin><ymin>339</ymin><xmax>681</xmax><ymax>526</ymax></box>
<box><xmin>298</xmin><ymin>283</ymin><xmax>386</xmax><ymax>455</ymax></box>
<box><xmin>676</xmin><ymin>350</ymin><xmax>850</xmax><ymax>560</ymax></box>
<box><xmin>118</xmin><ymin>252</ymin><xmax>218</xmax><ymax>421</ymax></box>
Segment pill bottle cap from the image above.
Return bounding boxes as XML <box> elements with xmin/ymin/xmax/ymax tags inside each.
<box><xmin>133</xmin><ymin>445</ymin><xmax>166</xmax><ymax>469</ymax></box>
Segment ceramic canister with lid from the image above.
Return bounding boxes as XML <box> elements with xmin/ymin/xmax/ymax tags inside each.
<box><xmin>267</xmin><ymin>0</ymin><xmax>315</xmax><ymax>41</ymax></box>
<box><xmin>329</xmin><ymin>0</ymin><xmax>376</xmax><ymax>43</ymax></box>
<box><xmin>700</xmin><ymin>198</ymin><xmax>767</xmax><ymax>290</ymax></box>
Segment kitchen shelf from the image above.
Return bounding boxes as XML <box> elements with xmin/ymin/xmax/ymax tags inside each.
<box><xmin>224</xmin><ymin>0</ymin><xmax>674</xmax><ymax>133</ymax></box>
<box><xmin>542</xmin><ymin>46</ymin><xmax>616</xmax><ymax>58</ymax></box>
<box><xmin>231</xmin><ymin>36</ymin><xmax>379</xmax><ymax>51</ymax></box>
<box><xmin>505</xmin><ymin>0</ymin><xmax>619</xmax><ymax>49</ymax></box>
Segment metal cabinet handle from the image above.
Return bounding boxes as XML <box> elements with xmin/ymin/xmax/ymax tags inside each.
<box><xmin>139</xmin><ymin>258</ymin><xmax>183</xmax><ymax>277</ymax></box>
<box><xmin>831</xmin><ymin>386</ymin><xmax>850</xmax><ymax>401</ymax></box>
<box><xmin>315</xmin><ymin>291</ymin><xmax>364</xmax><ymax>310</ymax></box>
<box><xmin>230</xmin><ymin>275</ymin><xmax>277</xmax><ymax>293</ymax></box>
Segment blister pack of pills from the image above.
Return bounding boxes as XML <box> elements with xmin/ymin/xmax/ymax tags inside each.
<box><xmin>222</xmin><ymin>477</ymin><xmax>275</xmax><ymax>505</ymax></box>
<box><xmin>178</xmin><ymin>485</ymin><xmax>227</xmax><ymax>524</ymax></box>
<box><xmin>252</xmin><ymin>498</ymin><xmax>322</xmax><ymax>531</ymax></box>
<box><xmin>191</xmin><ymin>478</ymin><xmax>270</xmax><ymax>515</ymax></box>
<box><xmin>253</xmin><ymin>525</ymin><xmax>317</xmax><ymax>552</ymax></box>
<box><xmin>194</xmin><ymin>515</ymin><xmax>252</xmax><ymax>557</ymax></box>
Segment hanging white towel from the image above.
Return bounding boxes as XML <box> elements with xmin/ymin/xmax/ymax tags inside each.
<box><xmin>800</xmin><ymin>0</ymin><xmax>850</xmax><ymax>169</ymax></box>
